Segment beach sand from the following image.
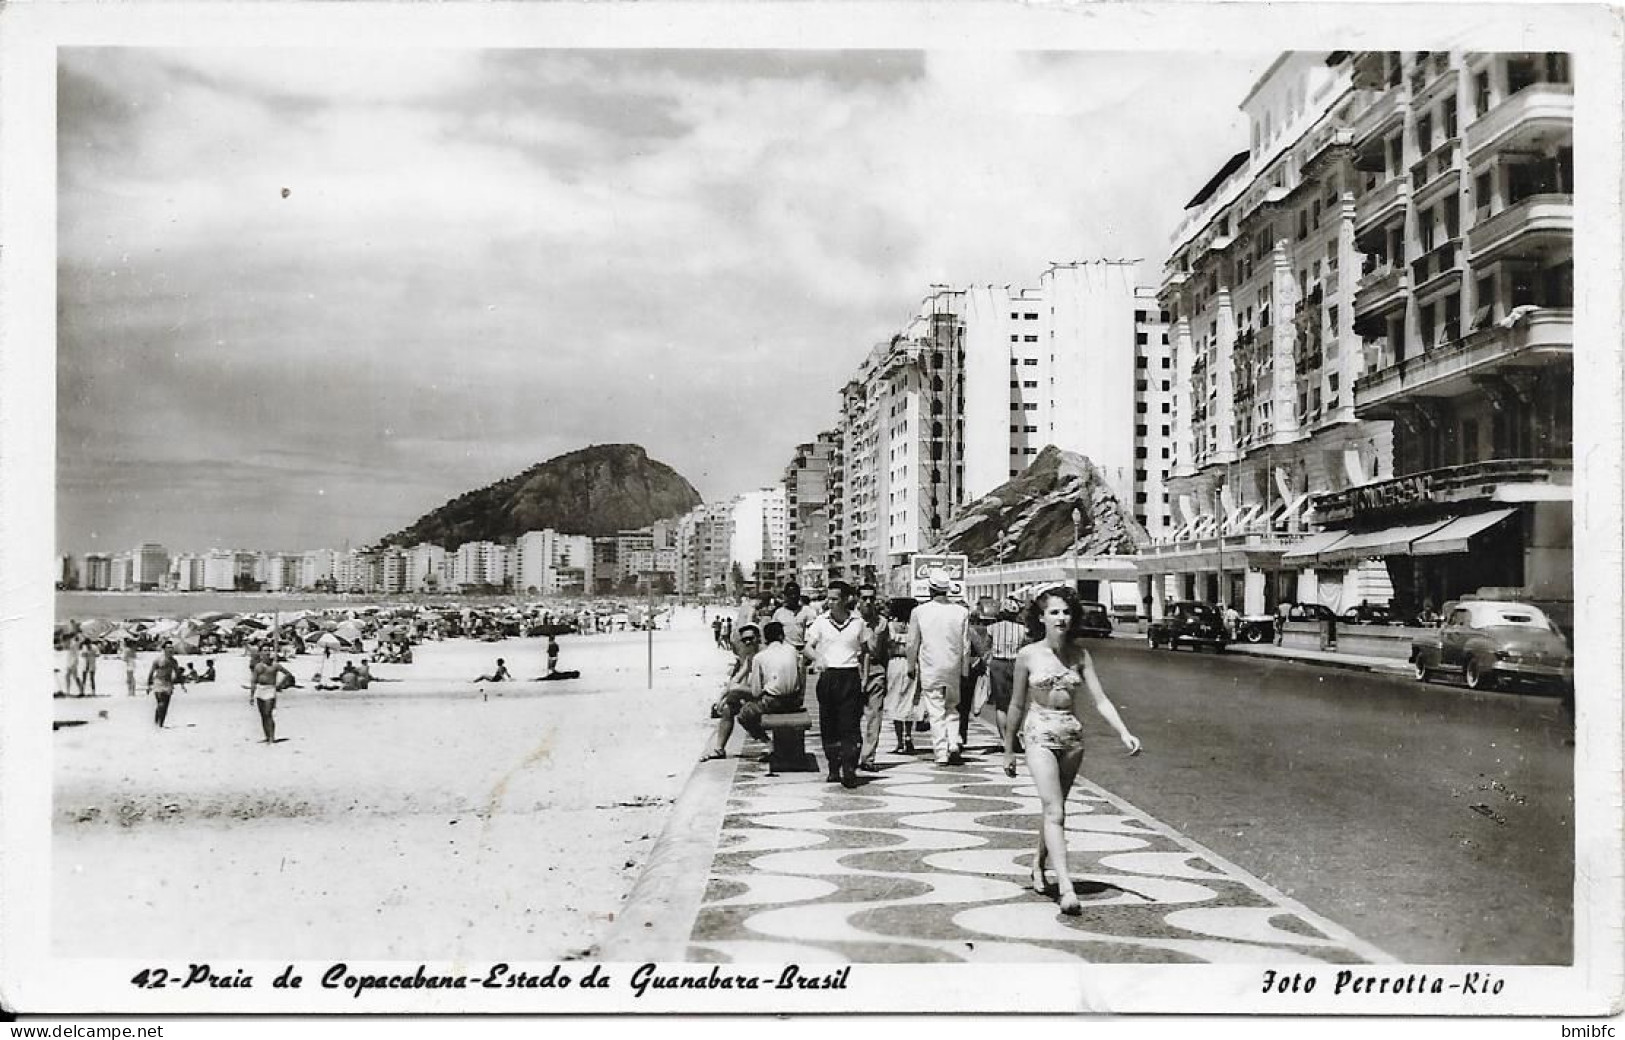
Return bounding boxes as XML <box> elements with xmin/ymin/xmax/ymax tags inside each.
<box><xmin>52</xmin><ymin>607</ymin><xmax>728</xmax><ymax>961</ymax></box>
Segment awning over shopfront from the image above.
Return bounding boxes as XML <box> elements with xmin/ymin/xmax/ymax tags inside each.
<box><xmin>1279</xmin><ymin>530</ymin><xmax>1351</xmax><ymax>565</ymax></box>
<box><xmin>1409</xmin><ymin>508</ymin><xmax>1519</xmax><ymax>556</ymax></box>
<box><xmin>1315</xmin><ymin>520</ymin><xmax>1452</xmax><ymax>565</ymax></box>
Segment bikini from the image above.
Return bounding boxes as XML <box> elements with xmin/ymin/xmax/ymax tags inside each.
<box><xmin>1022</xmin><ymin>656</ymin><xmax>1086</xmax><ymax>752</ymax></box>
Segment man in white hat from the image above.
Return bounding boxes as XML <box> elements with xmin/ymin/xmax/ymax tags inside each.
<box><xmin>907</xmin><ymin>567</ymin><xmax>971</xmax><ymax>765</ymax></box>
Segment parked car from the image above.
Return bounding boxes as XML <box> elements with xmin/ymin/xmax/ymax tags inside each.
<box><xmin>1340</xmin><ymin>602</ymin><xmax>1400</xmax><ymax>625</ymax></box>
<box><xmin>1147</xmin><ymin>601</ymin><xmax>1228</xmax><ymax>652</ymax></box>
<box><xmin>1076</xmin><ymin>601</ymin><xmax>1113</xmax><ymax>638</ymax></box>
<box><xmin>1410</xmin><ymin>599</ymin><xmax>1573</xmax><ymax>692</ymax></box>
<box><xmin>1234</xmin><ymin>603</ymin><xmax>1335</xmax><ymax>644</ymax></box>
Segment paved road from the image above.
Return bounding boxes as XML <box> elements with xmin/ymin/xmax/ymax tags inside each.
<box><xmin>1078</xmin><ymin>637</ymin><xmax>1574</xmax><ymax>964</ymax></box>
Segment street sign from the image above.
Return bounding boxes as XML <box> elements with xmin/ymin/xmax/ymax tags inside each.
<box><xmin>909</xmin><ymin>553</ymin><xmax>969</xmax><ymax>602</ymax></box>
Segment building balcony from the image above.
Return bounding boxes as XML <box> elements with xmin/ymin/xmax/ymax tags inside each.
<box><xmin>1466</xmin><ymin>83</ymin><xmax>1574</xmax><ymax>164</ymax></box>
<box><xmin>1353</xmin><ymin>307</ymin><xmax>1572</xmax><ymax>417</ymax></box>
<box><xmin>1409</xmin><ymin>138</ymin><xmax>1461</xmax><ymax>210</ymax></box>
<box><xmin>1467</xmin><ymin>193</ymin><xmax>1573</xmax><ymax>265</ymax></box>
<box><xmin>1352</xmin><ymin>85</ymin><xmax>1405</xmax><ymax>157</ymax></box>
<box><xmin>1354</xmin><ymin>176</ymin><xmax>1409</xmax><ymax>241</ymax></box>
<box><xmin>1409</xmin><ymin>238</ymin><xmax>1464</xmax><ymax>299</ymax></box>
<box><xmin>1313</xmin><ymin>457</ymin><xmax>1574</xmax><ymax>525</ymax></box>
<box><xmin>1353</xmin><ymin>264</ymin><xmax>1410</xmax><ymax>319</ymax></box>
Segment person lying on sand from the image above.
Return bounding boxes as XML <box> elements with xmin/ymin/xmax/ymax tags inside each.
<box><xmin>474</xmin><ymin>658</ymin><xmax>510</xmax><ymax>683</ymax></box>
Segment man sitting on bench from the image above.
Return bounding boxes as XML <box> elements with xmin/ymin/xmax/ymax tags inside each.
<box><xmin>699</xmin><ymin>621</ymin><xmax>800</xmax><ymax>761</ymax></box>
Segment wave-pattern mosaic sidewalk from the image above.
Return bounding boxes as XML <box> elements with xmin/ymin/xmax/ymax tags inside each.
<box><xmin>687</xmin><ymin>723</ymin><xmax>1393</xmax><ymax>965</ymax></box>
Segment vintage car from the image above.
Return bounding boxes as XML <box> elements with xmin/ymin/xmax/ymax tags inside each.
<box><xmin>1410</xmin><ymin>600</ymin><xmax>1573</xmax><ymax>692</ymax></box>
<box><xmin>1076</xmin><ymin>601</ymin><xmax>1114</xmax><ymax>638</ymax></box>
<box><xmin>1147</xmin><ymin>601</ymin><xmax>1228</xmax><ymax>652</ymax></box>
<box><xmin>1340</xmin><ymin>602</ymin><xmax>1400</xmax><ymax>625</ymax></box>
<box><xmin>1234</xmin><ymin>602</ymin><xmax>1335</xmax><ymax>644</ymax></box>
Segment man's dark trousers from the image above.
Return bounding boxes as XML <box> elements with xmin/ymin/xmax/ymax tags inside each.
<box><xmin>816</xmin><ymin>667</ymin><xmax>864</xmax><ymax>776</ymax></box>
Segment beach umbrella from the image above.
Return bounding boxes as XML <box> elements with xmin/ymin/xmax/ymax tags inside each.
<box><xmin>194</xmin><ymin>611</ymin><xmax>236</xmax><ymax>623</ymax></box>
<box><xmin>315</xmin><ymin>632</ymin><xmax>343</xmax><ymax>649</ymax></box>
<box><xmin>149</xmin><ymin>619</ymin><xmax>180</xmax><ymax>636</ymax></box>
<box><xmin>79</xmin><ymin>618</ymin><xmax>114</xmax><ymax>640</ymax></box>
<box><xmin>334</xmin><ymin>620</ymin><xmax>364</xmax><ymax>642</ymax></box>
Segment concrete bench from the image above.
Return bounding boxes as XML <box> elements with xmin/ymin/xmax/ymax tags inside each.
<box><xmin>758</xmin><ymin>711</ymin><xmax>816</xmax><ymax>774</ymax></box>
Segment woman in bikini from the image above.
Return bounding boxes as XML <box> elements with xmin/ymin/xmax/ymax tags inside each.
<box><xmin>1003</xmin><ymin>585</ymin><xmax>1142</xmax><ymax>915</ymax></box>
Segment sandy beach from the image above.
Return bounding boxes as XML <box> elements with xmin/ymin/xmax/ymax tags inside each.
<box><xmin>52</xmin><ymin>606</ymin><xmax>727</xmax><ymax>961</ymax></box>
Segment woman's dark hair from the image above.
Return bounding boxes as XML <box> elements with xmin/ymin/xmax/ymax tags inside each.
<box><xmin>887</xmin><ymin>597</ymin><xmax>917</xmax><ymax>623</ymax></box>
<box><xmin>1024</xmin><ymin>585</ymin><xmax>1089</xmax><ymax>642</ymax></box>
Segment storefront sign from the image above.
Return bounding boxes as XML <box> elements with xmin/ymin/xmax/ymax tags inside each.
<box><xmin>1351</xmin><ymin>474</ymin><xmax>1435</xmax><ymax>514</ymax></box>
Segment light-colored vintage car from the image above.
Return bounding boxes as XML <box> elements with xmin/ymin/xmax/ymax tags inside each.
<box><xmin>1410</xmin><ymin>600</ymin><xmax>1573</xmax><ymax>693</ymax></box>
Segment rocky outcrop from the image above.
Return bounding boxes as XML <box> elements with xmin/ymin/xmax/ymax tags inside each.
<box><xmin>926</xmin><ymin>446</ymin><xmax>1148</xmax><ymax>564</ymax></box>
<box><xmin>382</xmin><ymin>443</ymin><xmax>702</xmax><ymax>549</ymax></box>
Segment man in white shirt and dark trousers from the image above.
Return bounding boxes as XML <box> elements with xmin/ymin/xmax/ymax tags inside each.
<box><xmin>908</xmin><ymin>568</ymin><xmax>971</xmax><ymax>765</ymax></box>
<box><xmin>803</xmin><ymin>580</ymin><xmax>869</xmax><ymax>789</ymax></box>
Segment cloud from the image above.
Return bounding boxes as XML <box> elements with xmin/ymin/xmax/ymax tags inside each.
<box><xmin>56</xmin><ymin>46</ymin><xmax>1269</xmax><ymax>553</ymax></box>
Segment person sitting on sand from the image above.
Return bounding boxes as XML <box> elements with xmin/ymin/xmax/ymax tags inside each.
<box><xmin>182</xmin><ymin>663</ymin><xmax>203</xmax><ymax>684</ymax></box>
<box><xmin>198</xmin><ymin>659</ymin><xmax>217</xmax><ymax>684</ymax></box>
<box><xmin>339</xmin><ymin>660</ymin><xmax>371</xmax><ymax>691</ymax></box>
<box><xmin>474</xmin><ymin>658</ymin><xmax>510</xmax><ymax>683</ymax></box>
<box><xmin>248</xmin><ymin>650</ymin><xmax>297</xmax><ymax>744</ymax></box>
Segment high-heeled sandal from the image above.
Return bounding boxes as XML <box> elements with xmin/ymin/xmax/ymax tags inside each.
<box><xmin>1029</xmin><ymin>866</ymin><xmax>1048</xmax><ymax>895</ymax></box>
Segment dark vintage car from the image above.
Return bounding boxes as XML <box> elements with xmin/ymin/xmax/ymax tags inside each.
<box><xmin>1340</xmin><ymin>602</ymin><xmax>1400</xmax><ymax>625</ymax></box>
<box><xmin>1234</xmin><ymin>602</ymin><xmax>1335</xmax><ymax>643</ymax></box>
<box><xmin>1076</xmin><ymin>601</ymin><xmax>1113</xmax><ymax>638</ymax></box>
<box><xmin>1147</xmin><ymin>601</ymin><xmax>1228</xmax><ymax>652</ymax></box>
<box><xmin>1410</xmin><ymin>600</ymin><xmax>1573</xmax><ymax>692</ymax></box>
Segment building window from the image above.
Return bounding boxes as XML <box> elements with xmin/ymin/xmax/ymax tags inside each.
<box><xmin>1010</xmin><ymin>380</ymin><xmax>1020</xmax><ymax>388</ymax></box>
<box><xmin>1135</xmin><ymin>492</ymin><xmax>1148</xmax><ymax>505</ymax></box>
<box><xmin>1011</xmin><ymin>447</ymin><xmax>1021</xmax><ymax>455</ymax></box>
<box><xmin>1135</xmin><ymin>447</ymin><xmax>1148</xmax><ymax>459</ymax></box>
<box><xmin>1010</xmin><ymin>424</ymin><xmax>1020</xmax><ymax>433</ymax></box>
<box><xmin>1162</xmin><ymin>425</ymin><xmax>1171</xmax><ymax>436</ymax></box>
<box><xmin>1024</xmin><ymin>312</ymin><xmax>1039</xmax><ymax>320</ymax></box>
<box><xmin>1475</xmin><ymin>70</ymin><xmax>1491</xmax><ymax>116</ymax></box>
<box><xmin>1136</xmin><ymin>332</ymin><xmax>1148</xmax><ymax>346</ymax></box>
<box><xmin>1443</xmin><ymin>95</ymin><xmax>1459</xmax><ymax>138</ymax></box>
<box><xmin>1010</xmin><ymin>403</ymin><xmax>1021</xmax><ymax>411</ymax></box>
<box><xmin>1022</xmin><ymin>358</ymin><xmax>1038</xmax><ymax>366</ymax></box>
<box><xmin>1161</xmin><ymin>402</ymin><xmax>1171</xmax><ymax>413</ymax></box>
<box><xmin>1010</xmin><ymin>335</ymin><xmax>1020</xmax><ymax>343</ymax></box>
<box><xmin>1010</xmin><ymin>469</ymin><xmax>1019</xmax><ymax>477</ymax></box>
<box><xmin>1010</xmin><ymin>312</ymin><xmax>1019</xmax><ymax>320</ymax></box>
<box><xmin>1162</xmin><ymin>380</ymin><xmax>1171</xmax><ymax>391</ymax></box>
<box><xmin>1162</xmin><ymin>447</ymin><xmax>1171</xmax><ymax>459</ymax></box>
<box><xmin>1009</xmin><ymin>357</ymin><xmax>1019</xmax><ymax>365</ymax></box>
<box><xmin>1023</xmin><ymin>335</ymin><xmax>1039</xmax><ymax>343</ymax></box>
<box><xmin>1023</xmin><ymin>403</ymin><xmax>1037</xmax><ymax>411</ymax></box>
<box><xmin>1136</xmin><ymin>424</ymin><xmax>1147</xmax><ymax>436</ymax></box>
<box><xmin>1024</xmin><ymin>447</ymin><xmax>1037</xmax><ymax>456</ymax></box>
<box><xmin>1135</xmin><ymin>309</ymin><xmax>1147</xmax><ymax>321</ymax></box>
<box><xmin>1136</xmin><ymin>402</ymin><xmax>1148</xmax><ymax>414</ymax></box>
<box><xmin>1162</xmin><ymin>357</ymin><xmax>1171</xmax><ymax>368</ymax></box>
<box><xmin>1024</xmin><ymin>425</ymin><xmax>1038</xmax><ymax>433</ymax></box>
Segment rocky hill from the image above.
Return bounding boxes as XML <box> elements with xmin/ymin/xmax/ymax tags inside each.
<box><xmin>382</xmin><ymin>443</ymin><xmax>702</xmax><ymax>550</ymax></box>
<box><xmin>926</xmin><ymin>445</ymin><xmax>1148</xmax><ymax>564</ymax></box>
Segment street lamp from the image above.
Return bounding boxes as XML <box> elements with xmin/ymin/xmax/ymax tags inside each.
<box><xmin>1070</xmin><ymin>505</ymin><xmax>1082</xmax><ymax>596</ymax></box>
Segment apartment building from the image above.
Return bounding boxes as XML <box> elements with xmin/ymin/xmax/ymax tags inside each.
<box><xmin>1309</xmin><ymin>49</ymin><xmax>1573</xmax><ymax>624</ymax></box>
<box><xmin>1150</xmin><ymin>51</ymin><xmax>1396</xmax><ymax>616</ymax></box>
<box><xmin>783</xmin><ymin>430</ymin><xmax>838</xmax><ymax>588</ymax></box>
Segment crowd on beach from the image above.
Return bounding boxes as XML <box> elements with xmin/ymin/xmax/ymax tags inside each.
<box><xmin>701</xmin><ymin>573</ymin><xmax>1143</xmax><ymax>916</ymax></box>
<box><xmin>52</xmin><ymin>599</ymin><xmax>671</xmax><ymax>744</ymax></box>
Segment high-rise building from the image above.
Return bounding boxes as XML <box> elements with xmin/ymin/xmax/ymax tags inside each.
<box><xmin>1147</xmin><ymin>51</ymin><xmax>1397</xmax><ymax>616</ymax></box>
<box><xmin>728</xmin><ymin>486</ymin><xmax>787</xmax><ymax>587</ymax></box>
<box><xmin>132</xmin><ymin>543</ymin><xmax>169</xmax><ymax>590</ymax></box>
<box><xmin>1308</xmin><ymin>49</ymin><xmax>1573</xmax><ymax>625</ymax></box>
<box><xmin>81</xmin><ymin>553</ymin><xmax>112</xmax><ymax>591</ymax></box>
<box><xmin>960</xmin><ymin>263</ymin><xmax>1172</xmax><ymax>534</ymax></box>
<box><xmin>783</xmin><ymin>430</ymin><xmax>839</xmax><ymax>588</ymax></box>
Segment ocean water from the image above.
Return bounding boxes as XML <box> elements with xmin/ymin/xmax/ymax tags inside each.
<box><xmin>55</xmin><ymin>591</ymin><xmax>551</xmax><ymax>624</ymax></box>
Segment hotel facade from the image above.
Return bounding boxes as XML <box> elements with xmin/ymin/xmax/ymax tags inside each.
<box><xmin>1149</xmin><ymin>49</ymin><xmax>1571</xmax><ymax>622</ymax></box>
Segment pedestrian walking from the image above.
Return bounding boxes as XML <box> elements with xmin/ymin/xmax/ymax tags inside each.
<box><xmin>984</xmin><ymin>595</ymin><xmax>1028</xmax><ymax>743</ymax></box>
<box><xmin>883</xmin><ymin>598</ymin><xmax>922</xmax><ymax>753</ymax></box>
<box><xmin>1003</xmin><ymin>586</ymin><xmax>1142</xmax><ymax>915</ymax></box>
<box><xmin>147</xmin><ymin>644</ymin><xmax>183</xmax><ymax>728</ymax></box>
<box><xmin>1274</xmin><ymin>600</ymin><xmax>1291</xmax><ymax>646</ymax></box>
<box><xmin>958</xmin><ymin>602</ymin><xmax>993</xmax><ymax>750</ymax></box>
<box><xmin>907</xmin><ymin>568</ymin><xmax>971</xmax><ymax>765</ymax></box>
<box><xmin>78</xmin><ymin>638</ymin><xmax>99</xmax><ymax>696</ymax></box>
<box><xmin>854</xmin><ymin>583</ymin><xmax>889</xmax><ymax>771</ymax></box>
<box><xmin>122</xmin><ymin>641</ymin><xmax>139</xmax><ymax>697</ymax></box>
<box><xmin>803</xmin><ymin>581</ymin><xmax>869</xmax><ymax>788</ymax></box>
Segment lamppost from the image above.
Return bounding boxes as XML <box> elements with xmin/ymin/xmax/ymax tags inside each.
<box><xmin>1070</xmin><ymin>505</ymin><xmax>1082</xmax><ymax>595</ymax></box>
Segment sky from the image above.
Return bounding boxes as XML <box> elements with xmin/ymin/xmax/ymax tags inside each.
<box><xmin>57</xmin><ymin>46</ymin><xmax>1271</xmax><ymax>555</ymax></box>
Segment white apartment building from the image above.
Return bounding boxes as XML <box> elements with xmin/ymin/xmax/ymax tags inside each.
<box><xmin>959</xmin><ymin>263</ymin><xmax>1173</xmax><ymax>534</ymax></box>
<box><xmin>300</xmin><ymin>549</ymin><xmax>338</xmax><ymax>590</ymax></box>
<box><xmin>728</xmin><ymin>485</ymin><xmax>788</xmax><ymax>584</ymax></box>
<box><xmin>517</xmin><ymin>529</ymin><xmax>595</xmax><ymax>595</ymax></box>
